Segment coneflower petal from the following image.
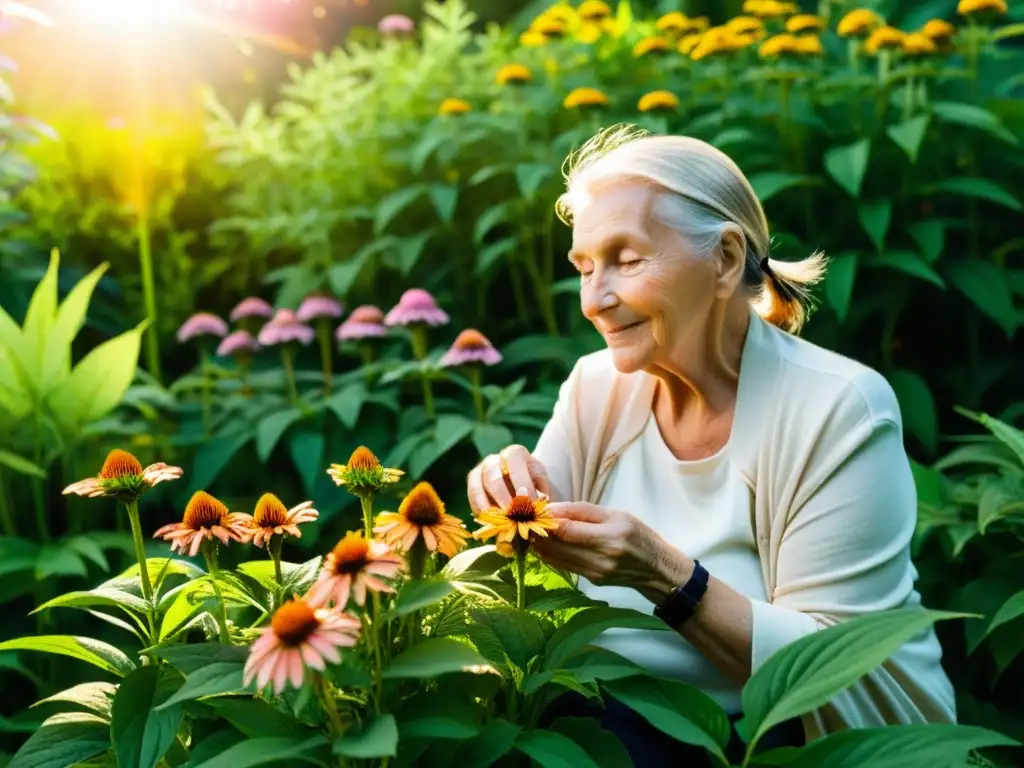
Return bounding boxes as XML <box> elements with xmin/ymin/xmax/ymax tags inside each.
<box><xmin>287</xmin><ymin>649</ymin><xmax>305</xmax><ymax>689</ymax></box>
<box><xmin>421</xmin><ymin>526</ymin><xmax>438</xmax><ymax>551</ymax></box>
<box><xmin>301</xmin><ymin>643</ymin><xmax>325</xmax><ymax>671</ymax></box>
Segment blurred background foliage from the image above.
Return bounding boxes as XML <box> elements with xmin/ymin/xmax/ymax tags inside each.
<box><xmin>2</xmin><ymin>0</ymin><xmax>1024</xmax><ymax>762</ymax></box>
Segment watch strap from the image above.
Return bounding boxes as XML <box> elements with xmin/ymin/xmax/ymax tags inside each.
<box><xmin>653</xmin><ymin>560</ymin><xmax>709</xmax><ymax>628</ymax></box>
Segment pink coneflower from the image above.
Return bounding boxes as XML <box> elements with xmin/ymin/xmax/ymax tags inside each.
<box><xmin>230</xmin><ymin>297</ymin><xmax>274</xmax><ymax>322</ymax></box>
<box><xmin>378</xmin><ymin>13</ymin><xmax>415</xmax><ymax>34</ymax></box>
<box><xmin>440</xmin><ymin>329</ymin><xmax>502</xmax><ymax>367</ymax></box>
<box><xmin>216</xmin><ymin>330</ymin><xmax>259</xmax><ymax>358</ymax></box>
<box><xmin>153</xmin><ymin>491</ymin><xmax>251</xmax><ymax>557</ymax></box>
<box><xmin>243</xmin><ymin>598</ymin><xmax>362</xmax><ymax>695</ymax></box>
<box><xmin>296</xmin><ymin>295</ymin><xmax>344</xmax><ymax>323</ymax></box>
<box><xmin>257</xmin><ymin>309</ymin><xmax>315</xmax><ymax>346</ymax></box>
<box><xmin>177</xmin><ymin>313</ymin><xmax>228</xmax><ymax>343</ymax></box>
<box><xmin>306</xmin><ymin>531</ymin><xmax>404</xmax><ymax>610</ymax></box>
<box><xmin>240</xmin><ymin>493</ymin><xmax>319</xmax><ymax>548</ymax></box>
<box><xmin>384</xmin><ymin>289</ymin><xmax>449</xmax><ymax>327</ymax></box>
<box><xmin>336</xmin><ymin>305</ymin><xmax>388</xmax><ymax>341</ymax></box>
<box><xmin>62</xmin><ymin>448</ymin><xmax>182</xmax><ymax>503</ymax></box>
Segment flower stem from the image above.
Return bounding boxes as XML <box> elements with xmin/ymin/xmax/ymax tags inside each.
<box><xmin>408</xmin><ymin>536</ymin><xmax>427</xmax><ymax>581</ymax></box>
<box><xmin>468</xmin><ymin>366</ymin><xmax>485</xmax><ymax>422</ymax></box>
<box><xmin>515</xmin><ymin>546</ymin><xmax>528</xmax><ymax>611</ymax></box>
<box><xmin>281</xmin><ymin>345</ymin><xmax>299</xmax><ymax>406</ymax></box>
<box><xmin>200</xmin><ymin>343</ymin><xmax>212</xmax><ymax>439</ymax></box>
<box><xmin>410</xmin><ymin>327</ymin><xmax>435</xmax><ymax>419</ymax></box>
<box><xmin>360</xmin><ymin>496</ymin><xmax>375</xmax><ymax>540</ymax></box>
<box><xmin>314</xmin><ymin>673</ymin><xmax>345</xmax><ymax>736</ymax></box>
<box><xmin>126</xmin><ymin>500</ymin><xmax>158</xmax><ymax>641</ymax></box>
<box><xmin>203</xmin><ymin>542</ymin><xmax>231</xmax><ymax>644</ymax></box>
<box><xmin>136</xmin><ymin>203</ymin><xmax>162</xmax><ymax>383</ymax></box>
<box><xmin>371</xmin><ymin>592</ymin><xmax>384</xmax><ymax>712</ymax></box>
<box><xmin>269</xmin><ymin>534</ymin><xmax>284</xmax><ymax>606</ymax></box>
<box><xmin>317</xmin><ymin>320</ymin><xmax>333</xmax><ymax>396</ymax></box>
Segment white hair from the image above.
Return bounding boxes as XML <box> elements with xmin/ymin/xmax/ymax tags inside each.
<box><xmin>556</xmin><ymin>124</ymin><xmax>826</xmax><ymax>334</ymax></box>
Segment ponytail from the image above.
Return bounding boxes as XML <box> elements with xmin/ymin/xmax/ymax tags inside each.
<box><xmin>751</xmin><ymin>251</ymin><xmax>827</xmax><ymax>334</ymax></box>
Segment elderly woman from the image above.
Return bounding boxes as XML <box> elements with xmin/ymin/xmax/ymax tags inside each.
<box><xmin>466</xmin><ymin>126</ymin><xmax>955</xmax><ymax>765</ymax></box>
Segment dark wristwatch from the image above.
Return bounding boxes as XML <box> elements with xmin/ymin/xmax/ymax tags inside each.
<box><xmin>653</xmin><ymin>560</ymin><xmax>709</xmax><ymax>628</ymax></box>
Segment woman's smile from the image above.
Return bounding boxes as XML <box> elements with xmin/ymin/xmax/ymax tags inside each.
<box><xmin>602</xmin><ymin>319</ymin><xmax>647</xmax><ymax>340</ymax></box>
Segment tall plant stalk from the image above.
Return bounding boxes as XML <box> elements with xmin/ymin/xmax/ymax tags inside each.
<box><xmin>125</xmin><ymin>500</ymin><xmax>158</xmax><ymax>639</ymax></box>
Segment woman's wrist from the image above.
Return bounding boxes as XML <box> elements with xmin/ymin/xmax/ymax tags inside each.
<box><xmin>639</xmin><ymin>544</ymin><xmax>696</xmax><ymax>605</ymax></box>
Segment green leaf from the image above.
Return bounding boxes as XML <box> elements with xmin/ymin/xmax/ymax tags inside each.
<box><xmin>561</xmin><ymin>649</ymin><xmax>647</xmax><ymax>684</ymax></box>
<box><xmin>471</xmin><ymin>606</ymin><xmax>547</xmax><ymax>671</ymax></box>
<box><xmin>8</xmin><ymin>712</ymin><xmax>111</xmax><ymax>768</ymax></box>
<box><xmin>375</xmin><ymin>185</ymin><xmax>427</xmax><ymax>235</ymax></box>
<box><xmin>334</xmin><ymin>714</ymin><xmax>398</xmax><ymax>758</ymax></box>
<box><xmin>32</xmin><ymin>681</ymin><xmax>117</xmax><ymax>718</ymax></box>
<box><xmin>442</xmin><ymin>545</ymin><xmax>508</xmax><ymax>580</ymax></box>
<box><xmin>945</xmin><ymin>260</ymin><xmax>1018</xmax><ymax>336</ymax></box>
<box><xmin>993</xmin><ymin>21</ymin><xmax>1024</xmax><ymax>41</ymax></box>
<box><xmin>382</xmin><ymin>637</ymin><xmax>497</xmax><ymax>680</ymax></box>
<box><xmin>256</xmin><ymin>408</ymin><xmax>304</xmax><ymax>462</ymax></box>
<box><xmin>927</xmin><ymin>177</ymin><xmax>1022</xmax><ymax>211</ymax></box>
<box><xmin>515</xmin><ymin>164</ymin><xmax>554</xmax><ymax>200</ymax></box>
<box><xmin>397</xmin><ymin>694</ymin><xmax>481</xmax><ymax>740</ymax></box>
<box><xmin>977</xmin><ymin>479</ymin><xmax>1021</xmax><ymax>533</ymax></box>
<box><xmin>857</xmin><ymin>201</ymin><xmax>892</xmax><ymax>251</ymax></box>
<box><xmin>473</xmin><ymin>202</ymin><xmax>516</xmax><ymax>246</ymax></box>
<box><xmin>475</xmin><ymin>237</ymin><xmax>519</xmax><ymax>277</ymax></box>
<box><xmin>20</xmin><ymin>249</ymin><xmax>60</xmax><ymax>381</ymax></box>
<box><xmin>47</xmin><ymin>321</ymin><xmax>148</xmax><ymax>436</ymax></box>
<box><xmin>824</xmin><ymin>138</ymin><xmax>870</xmax><ymax>198</ymax></box>
<box><xmin>190</xmin><ymin>736</ymin><xmax>328</xmax><ymax>768</ymax></box>
<box><xmin>0</xmin><ymin>450</ymin><xmax>45</xmax><ymax>479</ymax></box>
<box><xmin>326</xmin><ymin>381</ymin><xmax>368</xmax><ymax>428</ymax></box>
<box><xmin>111</xmin><ymin>665</ymin><xmax>183</xmax><ymax>768</ymax></box>
<box><xmin>382</xmin><ymin>579</ymin><xmax>454</xmax><ymax>621</ymax></box>
<box><xmin>470</xmin><ymin>422</ymin><xmax>514</xmax><ymax>459</ymax></box>
<box><xmin>545</xmin><ymin>607</ymin><xmax>668</xmax><ymax>669</ymax></box>
<box><xmin>602</xmin><ymin>676</ymin><xmax>730</xmax><ymax>757</ymax></box>
<box><xmin>737</xmin><ymin>609</ymin><xmax>969</xmax><ymax>746</ymax></box>
<box><xmin>189</xmin><ymin>432</ymin><xmax>251</xmax><ymax>490</ymax></box>
<box><xmin>905</xmin><ymin>220</ymin><xmax>945</xmax><ymax>263</ymax></box>
<box><xmin>885</xmin><ymin>115</ymin><xmax>930</xmax><ymax>162</ymax></box>
<box><xmin>153</xmin><ymin>643</ymin><xmax>249</xmax><ymax>675</ymax></box>
<box><xmin>954</xmin><ymin>408</ymin><xmax>1024</xmax><ymax>466</ymax></box>
<box><xmin>863</xmin><ymin>250</ymin><xmax>945</xmax><ymax>288</ymax></box>
<box><xmin>395</xmin><ymin>231</ymin><xmax>435</xmax><ymax>276</ymax></box>
<box><xmin>527</xmin><ymin>588</ymin><xmax>605</xmax><ymax>613</ymax></box>
<box><xmin>887</xmin><ymin>369</ymin><xmax>939</xmax><ymax>454</ymax></box>
<box><xmin>548</xmin><ymin>717</ymin><xmax>632</xmax><ymax>768</ymax></box>
<box><xmin>32</xmin><ymin>586</ymin><xmax>149</xmax><ymax>618</ymax></box>
<box><xmin>428</xmin><ymin>184</ymin><xmax>458</xmax><ymax>225</ymax></box>
<box><xmin>747</xmin><ymin>172</ymin><xmax>818</xmax><ymax>203</ymax></box>
<box><xmin>409</xmin><ymin>414</ymin><xmax>475</xmax><ymax>478</ymax></box>
<box><xmin>515</xmin><ymin>730</ymin><xmax>601</xmax><ymax>768</ymax></box>
<box><xmin>327</xmin><ymin>245</ymin><xmax>375</xmax><ymax>297</ymax></box>
<box><xmin>0</xmin><ymin>635</ymin><xmax>135</xmax><ymax>677</ymax></box>
<box><xmin>754</xmin><ymin>724</ymin><xmax>1017</xmax><ymax>767</ymax></box>
<box><xmin>984</xmin><ymin>590</ymin><xmax>1024</xmax><ymax>640</ymax></box>
<box><xmin>456</xmin><ymin>719</ymin><xmax>521</xmax><ymax>768</ymax></box>
<box><xmin>206</xmin><ymin>698</ymin><xmax>308</xmax><ymax>740</ymax></box>
<box><xmin>158</xmin><ymin>661</ymin><xmax>245</xmax><ymax>708</ymax></box>
<box><xmin>823</xmin><ymin>252</ymin><xmax>857</xmax><ymax>321</ymax></box>
<box><xmin>40</xmin><ymin>261</ymin><xmax>109</xmax><ymax>395</ymax></box>
<box><xmin>931</xmin><ymin>101</ymin><xmax>1017</xmax><ymax>145</ymax></box>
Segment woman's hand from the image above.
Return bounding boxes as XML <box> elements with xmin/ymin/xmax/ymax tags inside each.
<box><xmin>533</xmin><ymin>502</ymin><xmax>691</xmax><ymax>604</ymax></box>
<box><xmin>466</xmin><ymin>445</ymin><xmax>553</xmax><ymax>514</ymax></box>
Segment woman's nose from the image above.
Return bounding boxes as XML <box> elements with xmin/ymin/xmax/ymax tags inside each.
<box><xmin>580</xmin><ymin>273</ymin><xmax>617</xmax><ymax>321</ymax></box>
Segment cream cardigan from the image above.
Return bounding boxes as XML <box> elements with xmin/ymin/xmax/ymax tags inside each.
<box><xmin>532</xmin><ymin>309</ymin><xmax>957</xmax><ymax>739</ymax></box>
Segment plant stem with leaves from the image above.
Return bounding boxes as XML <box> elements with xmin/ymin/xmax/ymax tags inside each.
<box><xmin>126</xmin><ymin>500</ymin><xmax>158</xmax><ymax>639</ymax></box>
<box><xmin>281</xmin><ymin>345</ymin><xmax>299</xmax><ymax>407</ymax></box>
<box><xmin>317</xmin><ymin>319</ymin><xmax>333</xmax><ymax>395</ymax></box>
<box><xmin>200</xmin><ymin>342</ymin><xmax>213</xmax><ymax>438</ymax></box>
<box><xmin>409</xmin><ymin>326</ymin><xmax>435</xmax><ymax>419</ymax></box>
<box><xmin>203</xmin><ymin>541</ymin><xmax>231</xmax><ymax>643</ymax></box>
<box><xmin>360</xmin><ymin>496</ymin><xmax>375</xmax><ymax>540</ymax></box>
<box><xmin>468</xmin><ymin>366</ymin><xmax>486</xmax><ymax>422</ymax></box>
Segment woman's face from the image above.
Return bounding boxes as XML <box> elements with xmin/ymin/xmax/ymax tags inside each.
<box><xmin>569</xmin><ymin>180</ymin><xmax>723</xmax><ymax>374</ymax></box>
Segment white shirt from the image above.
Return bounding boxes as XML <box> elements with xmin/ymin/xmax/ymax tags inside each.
<box><xmin>579</xmin><ymin>413</ymin><xmax>768</xmax><ymax>712</ymax></box>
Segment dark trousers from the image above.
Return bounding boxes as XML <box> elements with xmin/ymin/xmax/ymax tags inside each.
<box><xmin>541</xmin><ymin>692</ymin><xmax>806</xmax><ymax>768</ymax></box>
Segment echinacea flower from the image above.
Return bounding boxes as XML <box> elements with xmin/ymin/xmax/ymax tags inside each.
<box><xmin>920</xmin><ymin>19</ymin><xmax>956</xmax><ymax>42</ymax></box>
<box><xmin>439</xmin><ymin>329</ymin><xmax>502</xmax><ymax>367</ymax></box>
<box><xmin>384</xmin><ymin>289</ymin><xmax>450</xmax><ymax>327</ymax></box>
<box><xmin>633</xmin><ymin>36</ymin><xmax>671</xmax><ymax>57</ymax></box>
<box><xmin>327</xmin><ymin>446</ymin><xmax>403</xmax><ymax>498</ymax></box>
<box><xmin>496</xmin><ymin>63</ymin><xmax>532</xmax><ymax>86</ymax></box>
<box><xmin>725</xmin><ymin>16</ymin><xmax>764</xmax><ymax>38</ymax></box>
<box><xmin>837</xmin><ymin>9</ymin><xmax>883</xmax><ymax>38</ymax></box>
<box><xmin>257</xmin><ymin>309</ymin><xmax>315</xmax><ymax>346</ymax></box>
<box><xmin>958</xmin><ymin>0</ymin><xmax>1006</xmax><ymax>16</ymax></box>
<box><xmin>378</xmin><ymin>13</ymin><xmax>414</xmax><ymax>34</ymax></box>
<box><xmin>439</xmin><ymin>98</ymin><xmax>471</xmax><ymax>116</ymax></box>
<box><xmin>577</xmin><ymin>0</ymin><xmax>611</xmax><ymax>22</ymax></box>
<box><xmin>229</xmin><ymin>297</ymin><xmax>274</xmax><ymax>322</ymax></box>
<box><xmin>240</xmin><ymin>493</ymin><xmax>319</xmax><ymax>548</ymax></box>
<box><xmin>864</xmin><ymin>26</ymin><xmax>905</xmax><ymax>55</ymax></box>
<box><xmin>473</xmin><ymin>493</ymin><xmax>559</xmax><ymax>557</ymax></box>
<box><xmin>638</xmin><ymin>90</ymin><xmax>680</xmax><ymax>112</ymax></box>
<box><xmin>296</xmin><ymin>295</ymin><xmax>344</xmax><ymax>323</ymax></box>
<box><xmin>375</xmin><ymin>482</ymin><xmax>470</xmax><ymax>557</ymax></box>
<box><xmin>63</xmin><ymin>449</ymin><xmax>182</xmax><ymax>502</ymax></box>
<box><xmin>243</xmin><ymin>597</ymin><xmax>361</xmax><ymax>695</ymax></box>
<box><xmin>216</xmin><ymin>330</ymin><xmax>259</xmax><ymax>358</ymax></box>
<box><xmin>563</xmin><ymin>87</ymin><xmax>610</xmax><ymax>109</ymax></box>
<box><xmin>691</xmin><ymin>27</ymin><xmax>751</xmax><ymax>59</ymax></box>
<box><xmin>177</xmin><ymin>312</ymin><xmax>228</xmax><ymax>343</ymax></box>
<box><xmin>306</xmin><ymin>531</ymin><xmax>404</xmax><ymax>609</ymax></box>
<box><xmin>786</xmin><ymin>14</ymin><xmax>824</xmax><ymax>33</ymax></box>
<box><xmin>153</xmin><ymin>490</ymin><xmax>251</xmax><ymax>557</ymax></box>
<box><xmin>902</xmin><ymin>33</ymin><xmax>938</xmax><ymax>55</ymax></box>
<box><xmin>336</xmin><ymin>309</ymin><xmax>388</xmax><ymax>341</ymax></box>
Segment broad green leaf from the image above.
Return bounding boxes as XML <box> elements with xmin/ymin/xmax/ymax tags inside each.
<box><xmin>887</xmin><ymin>369</ymin><xmax>939</xmax><ymax>454</ymax></box>
<box><xmin>183</xmin><ymin>730</ymin><xmax>246</xmax><ymax>767</ymax></box>
<box><xmin>985</xmin><ymin>590</ymin><xmax>1024</xmax><ymax>640</ymax></box>
<box><xmin>927</xmin><ymin>177</ymin><xmax>1022</xmax><ymax>211</ymax></box>
<box><xmin>515</xmin><ymin>729</ymin><xmax>601</xmax><ymax>768</ymax></box>
<box><xmin>409</xmin><ymin>414</ymin><xmax>475</xmax><ymax>478</ymax></box>
<box><xmin>977</xmin><ymin>480</ymin><xmax>1022</xmax><ymax>533</ymax></box>
<box><xmin>189</xmin><ymin>432</ymin><xmax>251</xmax><ymax>490</ymax></box>
<box><xmin>111</xmin><ymin>665</ymin><xmax>183</xmax><ymax>768</ymax></box>
<box><xmin>428</xmin><ymin>184</ymin><xmax>458</xmax><ymax>225</ymax></box>
<box><xmin>157</xmin><ymin>661</ymin><xmax>245</xmax><ymax>708</ymax></box>
<box><xmin>857</xmin><ymin>201</ymin><xmax>892</xmax><ymax>251</ymax></box>
<box><xmin>823</xmin><ymin>252</ymin><xmax>857</xmax><ymax>321</ymax></box>
<box><xmin>515</xmin><ymin>164</ymin><xmax>554</xmax><ymax>200</ymax></box>
<box><xmin>747</xmin><ymin>172</ymin><xmax>818</xmax><ymax>203</ymax></box>
<box><xmin>561</xmin><ymin>648</ymin><xmax>647</xmax><ymax>684</ymax></box>
<box><xmin>442</xmin><ymin>545</ymin><xmax>508</xmax><ymax>580</ymax></box>
<box><xmin>32</xmin><ymin>681</ymin><xmax>117</xmax><ymax>718</ymax></box>
<box><xmin>471</xmin><ymin>422</ymin><xmax>514</xmax><ymax>458</ymax></box>
<box><xmin>334</xmin><ymin>714</ymin><xmax>398</xmax><ymax>758</ymax></box>
<box><xmin>20</xmin><ymin>249</ymin><xmax>60</xmax><ymax>381</ymax></box>
<box><xmin>395</xmin><ymin>231</ymin><xmax>435</xmax><ymax>276</ymax></box>
<box><xmin>527</xmin><ymin>588</ymin><xmax>605</xmax><ymax>613</ymax></box>
<box><xmin>754</xmin><ymin>723</ymin><xmax>1018</xmax><ymax>767</ymax></box>
<box><xmin>931</xmin><ymin>101</ymin><xmax>1017</xmax><ymax>145</ymax></box>
<box><xmin>153</xmin><ymin>643</ymin><xmax>248</xmax><ymax>675</ymax></box>
<box><xmin>327</xmin><ymin>244</ymin><xmax>376</xmax><ymax>298</ymax></box>
<box><xmin>993</xmin><ymin>22</ymin><xmax>1024</xmax><ymax>41</ymax></box>
<box><xmin>545</xmin><ymin>607</ymin><xmax>668</xmax><ymax>669</ymax></box>
<box><xmin>520</xmin><ymin>668</ymin><xmax>599</xmax><ymax>697</ymax></box>
<box><xmin>824</xmin><ymin>139</ymin><xmax>870</xmax><ymax>198</ymax></box>
<box><xmin>737</xmin><ymin>609</ymin><xmax>969</xmax><ymax>745</ymax></box>
<box><xmin>475</xmin><ymin>237</ymin><xmax>519</xmax><ymax>276</ymax></box>
<box><xmin>7</xmin><ymin>712</ymin><xmax>110</xmax><ymax>768</ymax></box>
<box><xmin>32</xmin><ymin>586</ymin><xmax>149</xmax><ymax>617</ymax></box>
<box><xmin>397</xmin><ymin>694</ymin><xmax>481</xmax><ymax>740</ymax></box>
<box><xmin>602</xmin><ymin>676</ymin><xmax>730</xmax><ymax>757</ymax></box>
<box><xmin>206</xmin><ymin>698</ymin><xmax>308</xmax><ymax>739</ymax></box>
<box><xmin>548</xmin><ymin>717</ymin><xmax>632</xmax><ymax>768</ymax></box>
<box><xmin>0</xmin><ymin>635</ymin><xmax>135</xmax><ymax>677</ymax></box>
<box><xmin>256</xmin><ymin>408</ymin><xmax>303</xmax><ymax>462</ymax></box>
<box><xmin>0</xmin><ymin>450</ymin><xmax>45</xmax><ymax>479</ymax></box>
<box><xmin>382</xmin><ymin>637</ymin><xmax>497</xmax><ymax>680</ymax></box>
<box><xmin>954</xmin><ymin>408</ymin><xmax>1024</xmax><ymax>466</ymax></box>
<box><xmin>47</xmin><ymin>321</ymin><xmax>148</xmax><ymax>436</ymax></box>
<box><xmin>382</xmin><ymin>579</ymin><xmax>454</xmax><ymax>621</ymax></box>
<box><xmin>863</xmin><ymin>250</ymin><xmax>945</xmax><ymax>288</ymax></box>
<box><xmin>471</xmin><ymin>606</ymin><xmax>547</xmax><ymax>671</ymax></box>
<box><xmin>288</xmin><ymin>430</ymin><xmax>325</xmax><ymax>496</ymax></box>
<box><xmin>945</xmin><ymin>260</ymin><xmax>1018</xmax><ymax>336</ymax></box>
<box><xmin>190</xmin><ymin>735</ymin><xmax>328</xmax><ymax>768</ymax></box>
<box><xmin>886</xmin><ymin>114</ymin><xmax>930</xmax><ymax>162</ymax></box>
<box><xmin>473</xmin><ymin>202</ymin><xmax>516</xmax><ymax>246</ymax></box>
<box><xmin>326</xmin><ymin>381</ymin><xmax>368</xmax><ymax>428</ymax></box>
<box><xmin>905</xmin><ymin>220</ymin><xmax>945</xmax><ymax>263</ymax></box>
<box><xmin>375</xmin><ymin>185</ymin><xmax>427</xmax><ymax>235</ymax></box>
<box><xmin>40</xmin><ymin>261</ymin><xmax>109</xmax><ymax>395</ymax></box>
<box><xmin>456</xmin><ymin>719</ymin><xmax>521</xmax><ymax>768</ymax></box>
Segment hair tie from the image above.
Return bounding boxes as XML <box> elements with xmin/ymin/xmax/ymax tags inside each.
<box><xmin>760</xmin><ymin>254</ymin><xmax>773</xmax><ymax>277</ymax></box>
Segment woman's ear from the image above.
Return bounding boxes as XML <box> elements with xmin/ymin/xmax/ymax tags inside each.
<box><xmin>715</xmin><ymin>226</ymin><xmax>747</xmax><ymax>299</ymax></box>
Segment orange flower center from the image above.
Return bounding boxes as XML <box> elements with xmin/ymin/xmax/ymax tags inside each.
<box><xmin>453</xmin><ymin>329</ymin><xmax>489</xmax><ymax>350</ymax></box>
<box><xmin>400</xmin><ymin>482</ymin><xmax>445</xmax><ymax>526</ymax></box>
<box><xmin>183</xmin><ymin>491</ymin><xmax>228</xmax><ymax>530</ymax></box>
<box><xmin>271</xmin><ymin>599</ymin><xmax>321</xmax><ymax>646</ymax></box>
<box><xmin>347</xmin><ymin>446</ymin><xmax>381</xmax><ymax>472</ymax></box>
<box><xmin>331</xmin><ymin>532</ymin><xmax>370</xmax><ymax>574</ymax></box>
<box><xmin>254</xmin><ymin>493</ymin><xmax>288</xmax><ymax>527</ymax></box>
<box><xmin>507</xmin><ymin>496</ymin><xmax>539</xmax><ymax>523</ymax></box>
<box><xmin>99</xmin><ymin>449</ymin><xmax>144</xmax><ymax>479</ymax></box>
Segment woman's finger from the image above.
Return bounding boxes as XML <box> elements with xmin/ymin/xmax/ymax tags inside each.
<box><xmin>466</xmin><ymin>464</ymin><xmax>492</xmax><ymax>514</ymax></box>
<box><xmin>501</xmin><ymin>445</ymin><xmax>537</xmax><ymax>499</ymax></box>
<box><xmin>481</xmin><ymin>453</ymin><xmax>513</xmax><ymax>507</ymax></box>
<box><xmin>526</xmin><ymin>454</ymin><xmax>553</xmax><ymax>498</ymax></box>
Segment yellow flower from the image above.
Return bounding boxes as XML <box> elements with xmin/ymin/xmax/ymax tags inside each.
<box><xmin>726</xmin><ymin>15</ymin><xmax>765</xmax><ymax>37</ymax></box>
<box><xmin>638</xmin><ymin>90</ymin><xmax>680</xmax><ymax>112</ymax></box>
<box><xmin>678</xmin><ymin>33</ymin><xmax>702</xmax><ymax>55</ymax></box>
<box><xmin>327</xmin><ymin>446</ymin><xmax>403</xmax><ymax>497</ymax></box>
<box><xmin>920</xmin><ymin>19</ymin><xmax>956</xmax><ymax>41</ymax></box>
<box><xmin>577</xmin><ymin>0</ymin><xmax>611</xmax><ymax>21</ymax></box>
<box><xmin>577</xmin><ymin>22</ymin><xmax>603</xmax><ymax>43</ymax></box>
<box><xmin>563</xmin><ymin>87</ymin><xmax>610</xmax><ymax>109</ymax></box>
<box><xmin>794</xmin><ymin>34</ymin><xmax>824</xmax><ymax>55</ymax></box>
<box><xmin>520</xmin><ymin>30</ymin><xmax>548</xmax><ymax>46</ymax></box>
<box><xmin>62</xmin><ymin>448</ymin><xmax>182</xmax><ymax>503</ymax></box>
<box><xmin>633</xmin><ymin>36</ymin><xmax>671</xmax><ymax>57</ymax></box>
<box><xmin>864</xmin><ymin>26</ymin><xmax>906</xmax><ymax>55</ymax></box>
<box><xmin>743</xmin><ymin>0</ymin><xmax>795</xmax><ymax>18</ymax></box>
<box><xmin>786</xmin><ymin>14</ymin><xmax>824</xmax><ymax>33</ymax></box>
<box><xmin>656</xmin><ymin>12</ymin><xmax>708</xmax><ymax>35</ymax></box>
<box><xmin>496</xmin><ymin>63</ymin><xmax>532</xmax><ymax>85</ymax></box>
<box><xmin>759</xmin><ymin>33</ymin><xmax>800</xmax><ymax>57</ymax></box>
<box><xmin>238</xmin><ymin>493</ymin><xmax>319</xmax><ymax>548</ymax></box>
<box><xmin>837</xmin><ymin>9</ymin><xmax>883</xmax><ymax>37</ymax></box>
<box><xmin>438</xmin><ymin>98</ymin><xmax>471</xmax><ymax>116</ymax></box>
<box><xmin>473</xmin><ymin>494</ymin><xmax>560</xmax><ymax>557</ymax></box>
<box><xmin>902</xmin><ymin>32</ymin><xmax>938</xmax><ymax>55</ymax></box>
<box><xmin>957</xmin><ymin>0</ymin><xmax>1007</xmax><ymax>15</ymax></box>
<box><xmin>691</xmin><ymin>27</ymin><xmax>751</xmax><ymax>60</ymax></box>
<box><xmin>374</xmin><ymin>482</ymin><xmax>470</xmax><ymax>558</ymax></box>
<box><xmin>540</xmin><ymin>3</ymin><xmax>576</xmax><ymax>24</ymax></box>
<box><xmin>531</xmin><ymin>17</ymin><xmax>567</xmax><ymax>37</ymax></box>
